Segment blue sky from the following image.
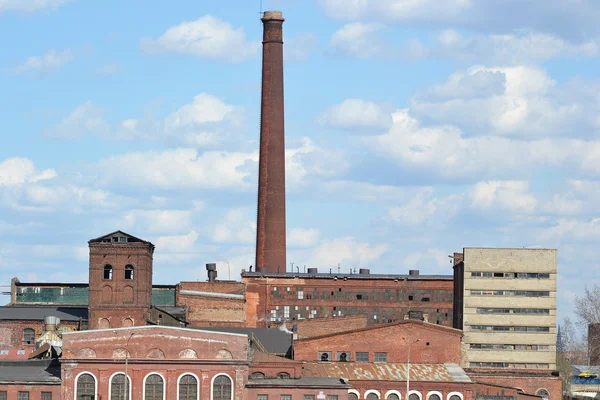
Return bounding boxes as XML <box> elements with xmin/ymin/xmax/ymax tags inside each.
<box><xmin>1</xmin><ymin>0</ymin><xmax>599</xmax><ymax>325</ymax></box>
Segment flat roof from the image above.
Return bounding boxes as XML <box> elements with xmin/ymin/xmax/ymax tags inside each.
<box><xmin>242</xmin><ymin>272</ymin><xmax>452</xmax><ymax>280</ymax></box>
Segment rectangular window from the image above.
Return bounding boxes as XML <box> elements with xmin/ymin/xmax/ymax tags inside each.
<box><xmin>258</xmin><ymin>395</ymin><xmax>269</xmax><ymax>400</ymax></box>
<box><xmin>298</xmin><ymin>291</ymin><xmax>304</xmax><ymax>299</ymax></box>
<box><xmin>319</xmin><ymin>351</ymin><xmax>332</xmax><ymax>361</ymax></box>
<box><xmin>328</xmin><ymin>396</ymin><xmax>339</xmax><ymax>400</ymax></box>
<box><xmin>356</xmin><ymin>352</ymin><xmax>369</xmax><ymax>362</ymax></box>
<box><xmin>0</xmin><ymin>391</ymin><xmax>6</xmax><ymax>400</ymax></box>
<box><xmin>18</xmin><ymin>393</ymin><xmax>30</xmax><ymax>400</ymax></box>
<box><xmin>41</xmin><ymin>393</ymin><xmax>53</xmax><ymax>400</ymax></box>
<box><xmin>337</xmin><ymin>351</ymin><xmax>350</xmax><ymax>361</ymax></box>
<box><xmin>374</xmin><ymin>352</ymin><xmax>388</xmax><ymax>362</ymax></box>
<box><xmin>281</xmin><ymin>395</ymin><xmax>292</xmax><ymax>400</ymax></box>
<box><xmin>305</xmin><ymin>396</ymin><xmax>315</xmax><ymax>400</ymax></box>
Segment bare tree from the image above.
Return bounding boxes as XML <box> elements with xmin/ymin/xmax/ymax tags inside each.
<box><xmin>574</xmin><ymin>285</ymin><xmax>600</xmax><ymax>326</ymax></box>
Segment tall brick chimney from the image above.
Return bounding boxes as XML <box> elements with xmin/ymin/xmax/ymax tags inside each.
<box><xmin>255</xmin><ymin>11</ymin><xmax>286</xmax><ymax>273</ymax></box>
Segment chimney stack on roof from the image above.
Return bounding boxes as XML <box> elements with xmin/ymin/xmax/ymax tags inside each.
<box><xmin>255</xmin><ymin>11</ymin><xmax>286</xmax><ymax>273</ymax></box>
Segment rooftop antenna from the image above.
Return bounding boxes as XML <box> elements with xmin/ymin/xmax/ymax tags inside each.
<box><xmin>303</xmin><ymin>265</ymin><xmax>306</xmax><ymax>273</ymax></box>
<box><xmin>338</xmin><ymin>263</ymin><xmax>340</xmax><ymax>274</ymax></box>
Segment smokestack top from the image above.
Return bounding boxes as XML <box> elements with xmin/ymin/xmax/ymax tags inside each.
<box><xmin>262</xmin><ymin>10</ymin><xmax>284</xmax><ymax>21</ymax></box>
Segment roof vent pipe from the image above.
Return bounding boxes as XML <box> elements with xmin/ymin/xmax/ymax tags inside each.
<box><xmin>206</xmin><ymin>263</ymin><xmax>217</xmax><ymax>282</ymax></box>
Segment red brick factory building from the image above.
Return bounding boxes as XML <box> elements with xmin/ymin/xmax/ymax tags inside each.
<box><xmin>0</xmin><ymin>9</ymin><xmax>561</xmax><ymax>400</ymax></box>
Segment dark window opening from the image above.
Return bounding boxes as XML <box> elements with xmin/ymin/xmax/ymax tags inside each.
<box><xmin>112</xmin><ymin>237</ymin><xmax>118</xmax><ymax>242</ymax></box>
<box><xmin>421</xmin><ymin>297</ymin><xmax>430</xmax><ymax>302</ymax></box>
<box><xmin>277</xmin><ymin>372</ymin><xmax>290</xmax><ymax>379</ymax></box>
<box><xmin>408</xmin><ymin>295</ymin><xmax>414</xmax><ymax>301</ymax></box>
<box><xmin>125</xmin><ymin>265</ymin><xmax>134</xmax><ymax>280</ymax></box>
<box><xmin>23</xmin><ymin>328</ymin><xmax>35</xmax><ymax>345</ymax></box>
<box><xmin>356</xmin><ymin>294</ymin><xmax>363</xmax><ymax>300</ymax></box>
<box><xmin>104</xmin><ymin>265</ymin><xmax>113</xmax><ymax>280</ymax></box>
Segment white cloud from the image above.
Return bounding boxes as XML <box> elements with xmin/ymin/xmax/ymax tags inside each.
<box><xmin>46</xmin><ymin>101</ymin><xmax>110</xmax><ymax>139</ymax></box>
<box><xmin>288</xmin><ymin>228</ymin><xmax>320</xmax><ymax>247</ymax></box>
<box><xmin>329</xmin><ymin>22</ymin><xmax>385</xmax><ymax>58</ymax></box>
<box><xmin>319</xmin><ymin>0</ymin><xmax>600</xmax><ymax>42</ymax></box>
<box><xmin>410</xmin><ymin>66</ymin><xmax>600</xmax><ymax>138</ymax></box>
<box><xmin>470</xmin><ymin>180</ymin><xmax>537</xmax><ymax>214</ymax></box>
<box><xmin>163</xmin><ymin>93</ymin><xmax>245</xmax><ymax>146</ymax></box>
<box><xmin>387</xmin><ymin>188</ymin><xmax>461</xmax><ymax>226</ymax></box>
<box><xmin>306</xmin><ymin>237</ymin><xmax>388</xmax><ymax>269</ymax></box>
<box><xmin>286</xmin><ymin>137</ymin><xmax>349</xmax><ymax>187</ymax></box>
<box><xmin>121</xmin><ymin>209</ymin><xmax>193</xmax><ymax>235</ymax></box>
<box><xmin>539</xmin><ymin>218</ymin><xmax>600</xmax><ymax>243</ymax></box>
<box><xmin>363</xmin><ymin>109</ymin><xmax>578</xmax><ymax>182</ymax></box>
<box><xmin>285</xmin><ymin>33</ymin><xmax>318</xmax><ymax>62</ymax></box>
<box><xmin>0</xmin><ymin>158</ymin><xmax>56</xmax><ymax>186</ymax></box>
<box><xmin>0</xmin><ymin>0</ymin><xmax>70</xmax><ymax>13</ymax></box>
<box><xmin>95</xmin><ymin>63</ymin><xmax>125</xmax><ymax>76</ymax></box>
<box><xmin>14</xmin><ymin>49</ymin><xmax>73</xmax><ymax>73</ymax></box>
<box><xmin>154</xmin><ymin>231</ymin><xmax>199</xmax><ymax>253</ymax></box>
<box><xmin>140</xmin><ymin>15</ymin><xmax>259</xmax><ymax>62</ymax></box>
<box><xmin>432</xmin><ymin>30</ymin><xmax>597</xmax><ymax>65</ymax></box>
<box><xmin>317</xmin><ymin>98</ymin><xmax>393</xmax><ymax>131</ymax></box>
<box><xmin>213</xmin><ymin>208</ymin><xmax>255</xmax><ymax>244</ymax></box>
<box><xmin>96</xmin><ymin>148</ymin><xmax>257</xmax><ymax>190</ymax></box>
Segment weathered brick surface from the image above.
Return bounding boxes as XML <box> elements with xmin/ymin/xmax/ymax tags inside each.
<box><xmin>468</xmin><ymin>372</ymin><xmax>561</xmax><ymax>400</ymax></box>
<box><xmin>244</xmin><ymin>275</ymin><xmax>454</xmax><ymax>328</ymax></box>
<box><xmin>291</xmin><ymin>314</ymin><xmax>369</xmax><ymax>338</ymax></box>
<box><xmin>88</xmin><ymin>240</ymin><xmax>154</xmax><ymax>329</ymax></box>
<box><xmin>177</xmin><ymin>281</ymin><xmax>246</xmax><ymax>327</ymax></box>
<box><xmin>294</xmin><ymin>320</ymin><xmax>462</xmax><ymax>363</ymax></box>
<box><xmin>0</xmin><ymin>384</ymin><xmax>60</xmax><ymax>399</ymax></box>
<box><xmin>61</xmin><ymin>326</ymin><xmax>250</xmax><ymax>400</ymax></box>
<box><xmin>0</xmin><ymin>320</ymin><xmax>80</xmax><ymax>348</ymax></box>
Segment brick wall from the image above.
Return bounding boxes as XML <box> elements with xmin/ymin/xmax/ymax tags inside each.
<box><xmin>468</xmin><ymin>373</ymin><xmax>561</xmax><ymax>400</ymax></box>
<box><xmin>292</xmin><ymin>314</ymin><xmax>369</xmax><ymax>338</ymax></box>
<box><xmin>0</xmin><ymin>320</ymin><xmax>80</xmax><ymax>348</ymax></box>
<box><xmin>243</xmin><ymin>274</ymin><xmax>454</xmax><ymax>329</ymax></box>
<box><xmin>177</xmin><ymin>282</ymin><xmax>246</xmax><ymax>327</ymax></box>
<box><xmin>294</xmin><ymin>320</ymin><xmax>462</xmax><ymax>363</ymax></box>
<box><xmin>0</xmin><ymin>384</ymin><xmax>60</xmax><ymax>399</ymax></box>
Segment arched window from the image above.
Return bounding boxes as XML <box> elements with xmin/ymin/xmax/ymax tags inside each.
<box><xmin>428</xmin><ymin>394</ymin><xmax>441</xmax><ymax>400</ymax></box>
<box><xmin>110</xmin><ymin>373</ymin><xmax>129</xmax><ymax>400</ymax></box>
<box><xmin>76</xmin><ymin>373</ymin><xmax>96</xmax><ymax>400</ymax></box>
<box><xmin>449</xmin><ymin>395</ymin><xmax>462</xmax><ymax>400</ymax></box>
<box><xmin>125</xmin><ymin>265</ymin><xmax>134</xmax><ymax>280</ymax></box>
<box><xmin>250</xmin><ymin>372</ymin><xmax>265</xmax><ymax>379</ymax></box>
<box><xmin>23</xmin><ymin>328</ymin><xmax>35</xmax><ymax>345</ymax></box>
<box><xmin>387</xmin><ymin>394</ymin><xmax>400</xmax><ymax>400</ymax></box>
<box><xmin>349</xmin><ymin>394</ymin><xmax>359</xmax><ymax>400</ymax></box>
<box><xmin>367</xmin><ymin>394</ymin><xmax>380</xmax><ymax>400</ymax></box>
<box><xmin>409</xmin><ymin>394</ymin><xmax>421</xmax><ymax>400</ymax></box>
<box><xmin>213</xmin><ymin>375</ymin><xmax>232</xmax><ymax>400</ymax></box>
<box><xmin>277</xmin><ymin>372</ymin><xmax>291</xmax><ymax>379</ymax></box>
<box><xmin>104</xmin><ymin>265</ymin><xmax>113</xmax><ymax>280</ymax></box>
<box><xmin>179</xmin><ymin>374</ymin><xmax>198</xmax><ymax>400</ymax></box>
<box><xmin>144</xmin><ymin>374</ymin><xmax>164</xmax><ymax>400</ymax></box>
<box><xmin>536</xmin><ymin>389</ymin><xmax>549</xmax><ymax>400</ymax></box>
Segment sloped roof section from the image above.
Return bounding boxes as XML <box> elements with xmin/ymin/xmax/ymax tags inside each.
<box><xmin>0</xmin><ymin>306</ymin><xmax>87</xmax><ymax>321</ymax></box>
<box><xmin>295</xmin><ymin>319</ymin><xmax>463</xmax><ymax>342</ymax></box>
<box><xmin>198</xmin><ymin>327</ymin><xmax>293</xmax><ymax>356</ymax></box>
<box><xmin>88</xmin><ymin>230</ymin><xmax>153</xmax><ymax>246</ymax></box>
<box><xmin>302</xmin><ymin>362</ymin><xmax>471</xmax><ymax>383</ymax></box>
<box><xmin>0</xmin><ymin>359</ymin><xmax>61</xmax><ymax>384</ymax></box>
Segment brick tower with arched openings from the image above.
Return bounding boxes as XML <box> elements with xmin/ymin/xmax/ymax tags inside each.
<box><xmin>88</xmin><ymin>231</ymin><xmax>154</xmax><ymax>330</ymax></box>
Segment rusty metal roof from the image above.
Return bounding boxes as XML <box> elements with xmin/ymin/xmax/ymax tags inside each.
<box><xmin>302</xmin><ymin>362</ymin><xmax>471</xmax><ymax>383</ymax></box>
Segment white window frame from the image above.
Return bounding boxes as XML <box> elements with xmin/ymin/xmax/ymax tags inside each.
<box><xmin>446</xmin><ymin>393</ymin><xmax>463</xmax><ymax>400</ymax></box>
<box><xmin>176</xmin><ymin>373</ymin><xmax>201</xmax><ymax>400</ymax></box>
<box><xmin>426</xmin><ymin>391</ymin><xmax>443</xmax><ymax>400</ymax></box>
<box><xmin>73</xmin><ymin>371</ymin><xmax>98</xmax><ymax>400</ymax></box>
<box><xmin>407</xmin><ymin>391</ymin><xmax>422</xmax><ymax>400</ymax></box>
<box><xmin>142</xmin><ymin>372</ymin><xmax>166</xmax><ymax>400</ymax></box>
<box><xmin>385</xmin><ymin>390</ymin><xmax>402</xmax><ymax>400</ymax></box>
<box><xmin>210</xmin><ymin>372</ymin><xmax>234</xmax><ymax>400</ymax></box>
<box><xmin>108</xmin><ymin>371</ymin><xmax>132</xmax><ymax>400</ymax></box>
<box><xmin>364</xmin><ymin>390</ymin><xmax>381</xmax><ymax>399</ymax></box>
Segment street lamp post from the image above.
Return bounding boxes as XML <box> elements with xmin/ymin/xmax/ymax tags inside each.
<box><xmin>402</xmin><ymin>337</ymin><xmax>421</xmax><ymax>400</ymax></box>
